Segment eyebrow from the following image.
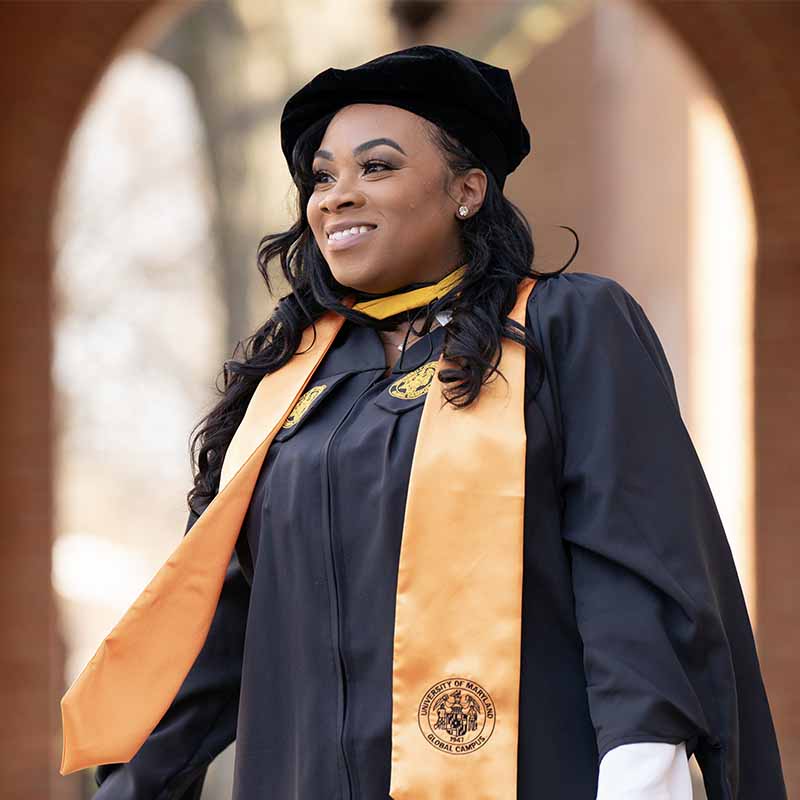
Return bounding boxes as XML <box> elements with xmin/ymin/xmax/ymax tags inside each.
<box><xmin>313</xmin><ymin>137</ymin><xmax>407</xmax><ymax>162</ymax></box>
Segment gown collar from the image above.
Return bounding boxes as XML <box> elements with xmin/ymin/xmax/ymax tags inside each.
<box><xmin>319</xmin><ymin>318</ymin><xmax>449</xmax><ymax>379</ymax></box>
<box><xmin>334</xmin><ymin>263</ymin><xmax>463</xmax><ymax>376</ymax></box>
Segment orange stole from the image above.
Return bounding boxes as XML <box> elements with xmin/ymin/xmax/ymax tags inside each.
<box><xmin>59</xmin><ymin>276</ymin><xmax>537</xmax><ymax>800</ymax></box>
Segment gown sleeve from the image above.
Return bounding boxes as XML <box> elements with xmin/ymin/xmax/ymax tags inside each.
<box><xmin>529</xmin><ymin>271</ymin><xmax>781</xmax><ymax>796</ymax></box>
<box><xmin>93</xmin><ymin>502</ymin><xmax>251</xmax><ymax>799</ymax></box>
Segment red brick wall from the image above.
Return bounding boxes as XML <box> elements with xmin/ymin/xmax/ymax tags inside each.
<box><xmin>0</xmin><ymin>2</ymin><xmax>178</xmax><ymax>795</ymax></box>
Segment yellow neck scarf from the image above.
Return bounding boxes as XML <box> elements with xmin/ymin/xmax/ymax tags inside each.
<box><xmin>350</xmin><ymin>263</ymin><xmax>467</xmax><ymax>319</ymax></box>
<box><xmin>59</xmin><ymin>273</ymin><xmax>537</xmax><ymax>799</ymax></box>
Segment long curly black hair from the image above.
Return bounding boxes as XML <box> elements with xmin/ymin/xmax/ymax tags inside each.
<box><xmin>186</xmin><ymin>110</ymin><xmax>577</xmax><ymax>515</ymax></box>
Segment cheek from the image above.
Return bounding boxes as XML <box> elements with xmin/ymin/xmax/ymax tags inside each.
<box><xmin>306</xmin><ymin>199</ymin><xmax>319</xmax><ymax>228</ymax></box>
<box><xmin>307</xmin><ymin>206</ymin><xmax>326</xmax><ymax>246</ymax></box>
<box><xmin>393</xmin><ymin>196</ymin><xmax>448</xmax><ymax>239</ymax></box>
<box><xmin>391</xmin><ymin>182</ymin><xmax>441</xmax><ymax>220</ymax></box>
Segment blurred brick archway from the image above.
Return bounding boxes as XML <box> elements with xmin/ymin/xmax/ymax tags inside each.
<box><xmin>0</xmin><ymin>4</ymin><xmax>189</xmax><ymax>796</ymax></box>
<box><xmin>0</xmin><ymin>1</ymin><xmax>796</xmax><ymax>796</ymax></box>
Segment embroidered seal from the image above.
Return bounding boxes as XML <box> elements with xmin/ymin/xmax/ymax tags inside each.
<box><xmin>281</xmin><ymin>384</ymin><xmax>327</xmax><ymax>428</ymax></box>
<box><xmin>388</xmin><ymin>359</ymin><xmax>439</xmax><ymax>400</ymax></box>
<box><xmin>417</xmin><ymin>678</ymin><xmax>496</xmax><ymax>754</ymax></box>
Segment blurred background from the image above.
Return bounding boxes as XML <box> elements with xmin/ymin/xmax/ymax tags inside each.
<box><xmin>0</xmin><ymin>0</ymin><xmax>797</xmax><ymax>797</ymax></box>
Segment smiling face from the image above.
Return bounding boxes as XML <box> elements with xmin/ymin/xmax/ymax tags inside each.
<box><xmin>307</xmin><ymin>103</ymin><xmax>485</xmax><ymax>294</ymax></box>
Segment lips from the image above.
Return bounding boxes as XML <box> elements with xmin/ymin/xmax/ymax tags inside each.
<box><xmin>326</xmin><ymin>225</ymin><xmax>378</xmax><ymax>251</ymax></box>
<box><xmin>325</xmin><ymin>222</ymin><xmax>377</xmax><ymax>237</ymax></box>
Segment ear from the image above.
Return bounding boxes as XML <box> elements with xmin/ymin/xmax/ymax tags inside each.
<box><xmin>457</xmin><ymin>168</ymin><xmax>488</xmax><ymax>214</ymax></box>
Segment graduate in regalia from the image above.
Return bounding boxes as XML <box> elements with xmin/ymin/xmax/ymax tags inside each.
<box><xmin>61</xmin><ymin>45</ymin><xmax>786</xmax><ymax>800</ymax></box>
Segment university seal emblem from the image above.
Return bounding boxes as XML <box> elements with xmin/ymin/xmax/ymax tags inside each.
<box><xmin>281</xmin><ymin>384</ymin><xmax>327</xmax><ymax>428</ymax></box>
<box><xmin>417</xmin><ymin>678</ymin><xmax>496</xmax><ymax>754</ymax></box>
<box><xmin>388</xmin><ymin>360</ymin><xmax>439</xmax><ymax>400</ymax></box>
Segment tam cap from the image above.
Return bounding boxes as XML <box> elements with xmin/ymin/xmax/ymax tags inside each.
<box><xmin>280</xmin><ymin>44</ymin><xmax>532</xmax><ymax>191</ymax></box>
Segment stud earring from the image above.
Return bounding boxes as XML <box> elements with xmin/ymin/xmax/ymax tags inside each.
<box><xmin>458</xmin><ymin>205</ymin><xmax>469</xmax><ymax>217</ymax></box>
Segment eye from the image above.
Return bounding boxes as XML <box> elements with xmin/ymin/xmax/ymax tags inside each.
<box><xmin>362</xmin><ymin>159</ymin><xmax>391</xmax><ymax>175</ymax></box>
<box><xmin>312</xmin><ymin>160</ymin><xmax>392</xmax><ymax>184</ymax></box>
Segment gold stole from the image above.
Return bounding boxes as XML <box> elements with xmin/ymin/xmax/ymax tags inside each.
<box><xmin>60</xmin><ymin>275</ymin><xmax>537</xmax><ymax>800</ymax></box>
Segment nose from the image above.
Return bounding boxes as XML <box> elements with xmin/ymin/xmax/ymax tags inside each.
<box><xmin>319</xmin><ymin>174</ymin><xmax>365</xmax><ymax>215</ymax></box>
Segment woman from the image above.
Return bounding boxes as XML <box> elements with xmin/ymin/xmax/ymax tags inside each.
<box><xmin>71</xmin><ymin>46</ymin><xmax>785</xmax><ymax>799</ymax></box>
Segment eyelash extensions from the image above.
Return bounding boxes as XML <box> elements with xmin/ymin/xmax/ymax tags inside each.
<box><xmin>312</xmin><ymin>159</ymin><xmax>392</xmax><ymax>183</ymax></box>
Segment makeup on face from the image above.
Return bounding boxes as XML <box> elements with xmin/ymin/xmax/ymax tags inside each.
<box><xmin>308</xmin><ymin>106</ymin><xmax>463</xmax><ymax>296</ymax></box>
<box><xmin>314</xmin><ymin>137</ymin><xmax>406</xmax><ymax>253</ymax></box>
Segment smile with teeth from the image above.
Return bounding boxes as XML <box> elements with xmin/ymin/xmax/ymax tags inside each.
<box><xmin>327</xmin><ymin>224</ymin><xmax>376</xmax><ymax>241</ymax></box>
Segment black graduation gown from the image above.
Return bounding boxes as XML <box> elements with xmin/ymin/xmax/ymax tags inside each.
<box><xmin>94</xmin><ymin>271</ymin><xmax>786</xmax><ymax>799</ymax></box>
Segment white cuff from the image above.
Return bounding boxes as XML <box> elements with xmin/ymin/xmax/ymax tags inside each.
<box><xmin>595</xmin><ymin>741</ymin><xmax>692</xmax><ymax>800</ymax></box>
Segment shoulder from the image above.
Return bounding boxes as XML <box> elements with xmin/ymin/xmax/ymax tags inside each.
<box><xmin>528</xmin><ymin>270</ymin><xmax>635</xmax><ymax>314</ymax></box>
<box><xmin>526</xmin><ymin>270</ymin><xmax>644</xmax><ymax>348</ymax></box>
<box><xmin>525</xmin><ymin>270</ymin><xmax>680</xmax><ymax>409</ymax></box>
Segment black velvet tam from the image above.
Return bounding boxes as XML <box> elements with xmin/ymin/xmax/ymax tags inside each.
<box><xmin>280</xmin><ymin>44</ymin><xmax>531</xmax><ymax>191</ymax></box>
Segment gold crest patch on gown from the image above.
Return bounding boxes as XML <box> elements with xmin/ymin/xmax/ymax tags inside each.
<box><xmin>282</xmin><ymin>384</ymin><xmax>327</xmax><ymax>428</ymax></box>
<box><xmin>388</xmin><ymin>360</ymin><xmax>439</xmax><ymax>400</ymax></box>
<box><xmin>418</xmin><ymin>678</ymin><xmax>496</xmax><ymax>754</ymax></box>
